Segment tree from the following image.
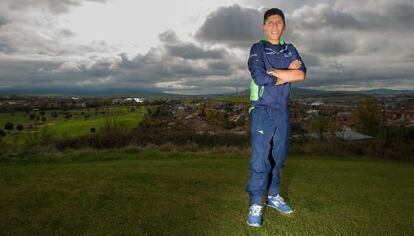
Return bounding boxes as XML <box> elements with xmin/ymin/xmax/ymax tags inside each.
<box><xmin>16</xmin><ymin>124</ymin><xmax>24</xmax><ymax>131</ymax></box>
<box><xmin>4</xmin><ymin>122</ymin><xmax>14</xmax><ymax>133</ymax></box>
<box><xmin>306</xmin><ymin>116</ymin><xmax>337</xmax><ymax>140</ymax></box>
<box><xmin>354</xmin><ymin>97</ymin><xmax>381</xmax><ymax>136</ymax></box>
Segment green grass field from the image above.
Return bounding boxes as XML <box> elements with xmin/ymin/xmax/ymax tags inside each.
<box><xmin>0</xmin><ymin>149</ymin><xmax>413</xmax><ymax>235</ymax></box>
<box><xmin>0</xmin><ymin>106</ymin><xmax>146</xmax><ymax>145</ymax></box>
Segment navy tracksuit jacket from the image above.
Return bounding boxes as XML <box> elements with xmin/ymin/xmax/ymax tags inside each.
<box><xmin>246</xmin><ymin>39</ymin><xmax>306</xmax><ymax>206</ymax></box>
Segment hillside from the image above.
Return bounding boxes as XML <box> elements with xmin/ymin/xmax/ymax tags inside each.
<box><xmin>1</xmin><ymin>149</ymin><xmax>413</xmax><ymax>235</ymax></box>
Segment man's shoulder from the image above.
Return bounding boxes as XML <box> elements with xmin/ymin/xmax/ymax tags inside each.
<box><xmin>249</xmin><ymin>41</ymin><xmax>265</xmax><ymax>56</ymax></box>
<box><xmin>286</xmin><ymin>43</ymin><xmax>300</xmax><ymax>51</ymax></box>
<box><xmin>250</xmin><ymin>41</ymin><xmax>263</xmax><ymax>49</ymax></box>
<box><xmin>284</xmin><ymin>42</ymin><xmax>295</xmax><ymax>48</ymax></box>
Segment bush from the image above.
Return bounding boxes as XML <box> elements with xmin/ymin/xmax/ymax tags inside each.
<box><xmin>16</xmin><ymin>124</ymin><xmax>24</xmax><ymax>131</ymax></box>
<box><xmin>23</xmin><ymin>127</ymin><xmax>55</xmax><ymax>149</ymax></box>
<box><xmin>4</xmin><ymin>122</ymin><xmax>13</xmax><ymax>131</ymax></box>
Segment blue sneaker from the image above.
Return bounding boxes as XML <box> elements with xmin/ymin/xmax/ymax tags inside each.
<box><xmin>247</xmin><ymin>204</ymin><xmax>263</xmax><ymax>227</ymax></box>
<box><xmin>265</xmin><ymin>194</ymin><xmax>293</xmax><ymax>214</ymax></box>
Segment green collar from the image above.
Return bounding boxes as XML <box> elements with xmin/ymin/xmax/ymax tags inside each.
<box><xmin>260</xmin><ymin>38</ymin><xmax>286</xmax><ymax>45</ymax></box>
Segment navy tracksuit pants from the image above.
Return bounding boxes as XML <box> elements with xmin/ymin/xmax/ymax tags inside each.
<box><xmin>246</xmin><ymin>106</ymin><xmax>290</xmax><ymax>206</ymax></box>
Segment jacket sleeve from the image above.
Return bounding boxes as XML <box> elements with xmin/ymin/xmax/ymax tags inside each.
<box><xmin>247</xmin><ymin>43</ymin><xmax>276</xmax><ymax>86</ymax></box>
<box><xmin>289</xmin><ymin>44</ymin><xmax>307</xmax><ymax>73</ymax></box>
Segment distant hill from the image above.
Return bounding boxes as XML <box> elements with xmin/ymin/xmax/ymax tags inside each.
<box><xmin>357</xmin><ymin>88</ymin><xmax>414</xmax><ymax>95</ymax></box>
<box><xmin>0</xmin><ymin>87</ymin><xmax>177</xmax><ymax>98</ymax></box>
<box><xmin>225</xmin><ymin>87</ymin><xmax>414</xmax><ymax>97</ymax></box>
<box><xmin>0</xmin><ymin>86</ymin><xmax>412</xmax><ymax>97</ymax></box>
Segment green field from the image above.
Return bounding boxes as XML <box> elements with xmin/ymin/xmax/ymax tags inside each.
<box><xmin>0</xmin><ymin>149</ymin><xmax>413</xmax><ymax>235</ymax></box>
<box><xmin>0</xmin><ymin>106</ymin><xmax>147</xmax><ymax>144</ymax></box>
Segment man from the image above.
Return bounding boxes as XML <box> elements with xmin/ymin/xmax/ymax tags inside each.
<box><xmin>246</xmin><ymin>8</ymin><xmax>307</xmax><ymax>227</ymax></box>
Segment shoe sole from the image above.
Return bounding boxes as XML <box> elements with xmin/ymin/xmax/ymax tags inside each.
<box><xmin>246</xmin><ymin>220</ymin><xmax>262</xmax><ymax>227</ymax></box>
<box><xmin>264</xmin><ymin>202</ymin><xmax>293</xmax><ymax>214</ymax></box>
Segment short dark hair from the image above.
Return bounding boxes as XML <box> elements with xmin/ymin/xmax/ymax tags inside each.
<box><xmin>263</xmin><ymin>8</ymin><xmax>285</xmax><ymax>25</ymax></box>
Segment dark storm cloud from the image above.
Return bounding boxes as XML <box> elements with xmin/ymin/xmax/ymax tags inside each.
<box><xmin>4</xmin><ymin>0</ymin><xmax>108</xmax><ymax>14</ymax></box>
<box><xmin>194</xmin><ymin>4</ymin><xmax>263</xmax><ymax>47</ymax></box>
<box><xmin>0</xmin><ymin>25</ymin><xmax>113</xmax><ymax>58</ymax></box>
<box><xmin>0</xmin><ymin>16</ymin><xmax>9</xmax><ymax>27</ymax></box>
<box><xmin>300</xmin><ymin>53</ymin><xmax>321</xmax><ymax>67</ymax></box>
<box><xmin>194</xmin><ymin>2</ymin><xmax>414</xmax><ymax>55</ymax></box>
<box><xmin>113</xmin><ymin>30</ymin><xmax>233</xmax><ymax>81</ymax></box>
<box><xmin>159</xmin><ymin>30</ymin><xmax>179</xmax><ymax>44</ymax></box>
<box><xmin>1</xmin><ymin>1</ymin><xmax>240</xmax><ymax>94</ymax></box>
<box><xmin>15</xmin><ymin>30</ymin><xmax>237</xmax><ymax>94</ymax></box>
<box><xmin>352</xmin><ymin>2</ymin><xmax>414</xmax><ymax>32</ymax></box>
<box><xmin>300</xmin><ymin>65</ymin><xmax>414</xmax><ymax>90</ymax></box>
<box><xmin>290</xmin><ymin>5</ymin><xmax>363</xmax><ymax>30</ymax></box>
<box><xmin>193</xmin><ymin>4</ymin><xmax>358</xmax><ymax>56</ymax></box>
<box><xmin>207</xmin><ymin>61</ymin><xmax>231</xmax><ymax>71</ymax></box>
<box><xmin>117</xmin><ymin>50</ymin><xmax>232</xmax><ymax>81</ymax></box>
<box><xmin>299</xmin><ymin>32</ymin><xmax>357</xmax><ymax>56</ymax></box>
<box><xmin>165</xmin><ymin>43</ymin><xmax>225</xmax><ymax>60</ymax></box>
<box><xmin>0</xmin><ymin>59</ymin><xmax>62</xmax><ymax>87</ymax></box>
<box><xmin>118</xmin><ymin>53</ymin><xmax>143</xmax><ymax>70</ymax></box>
<box><xmin>387</xmin><ymin>2</ymin><xmax>414</xmax><ymax>30</ymax></box>
<box><xmin>83</xmin><ymin>59</ymin><xmax>115</xmax><ymax>77</ymax></box>
<box><xmin>1</xmin><ymin>1</ymin><xmax>413</xmax><ymax>94</ymax></box>
<box><xmin>161</xmin><ymin>30</ymin><xmax>226</xmax><ymax>60</ymax></box>
<box><xmin>285</xmin><ymin>1</ymin><xmax>414</xmax><ymax>61</ymax></box>
<box><xmin>290</xmin><ymin>2</ymin><xmax>414</xmax><ymax>32</ymax></box>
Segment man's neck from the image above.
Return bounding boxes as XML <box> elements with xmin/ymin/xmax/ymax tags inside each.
<box><xmin>266</xmin><ymin>38</ymin><xmax>280</xmax><ymax>45</ymax></box>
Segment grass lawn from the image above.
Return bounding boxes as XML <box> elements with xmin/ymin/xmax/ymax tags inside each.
<box><xmin>47</xmin><ymin>109</ymin><xmax>145</xmax><ymax>137</ymax></box>
<box><xmin>0</xmin><ymin>149</ymin><xmax>413</xmax><ymax>235</ymax></box>
<box><xmin>0</xmin><ymin>106</ymin><xmax>146</xmax><ymax>145</ymax></box>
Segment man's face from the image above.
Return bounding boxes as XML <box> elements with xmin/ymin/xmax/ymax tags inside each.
<box><xmin>263</xmin><ymin>14</ymin><xmax>285</xmax><ymax>42</ymax></box>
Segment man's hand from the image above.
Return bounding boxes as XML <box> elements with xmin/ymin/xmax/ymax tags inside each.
<box><xmin>288</xmin><ymin>59</ymin><xmax>302</xmax><ymax>70</ymax></box>
<box><xmin>270</xmin><ymin>59</ymin><xmax>303</xmax><ymax>85</ymax></box>
<box><xmin>275</xmin><ymin>77</ymin><xmax>287</xmax><ymax>85</ymax></box>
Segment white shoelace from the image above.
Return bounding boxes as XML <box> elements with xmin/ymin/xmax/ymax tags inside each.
<box><xmin>276</xmin><ymin>195</ymin><xmax>285</xmax><ymax>204</ymax></box>
<box><xmin>249</xmin><ymin>205</ymin><xmax>263</xmax><ymax>216</ymax></box>
<box><xmin>270</xmin><ymin>195</ymin><xmax>286</xmax><ymax>206</ymax></box>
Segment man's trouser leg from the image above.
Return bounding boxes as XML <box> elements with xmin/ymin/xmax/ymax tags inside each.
<box><xmin>267</xmin><ymin>108</ymin><xmax>290</xmax><ymax>196</ymax></box>
<box><xmin>246</xmin><ymin>107</ymin><xmax>277</xmax><ymax>206</ymax></box>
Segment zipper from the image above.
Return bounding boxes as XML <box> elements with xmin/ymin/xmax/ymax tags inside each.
<box><xmin>259</xmin><ymin>85</ymin><xmax>264</xmax><ymax>98</ymax></box>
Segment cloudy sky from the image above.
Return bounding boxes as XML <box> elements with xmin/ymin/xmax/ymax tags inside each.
<box><xmin>0</xmin><ymin>0</ymin><xmax>413</xmax><ymax>95</ymax></box>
